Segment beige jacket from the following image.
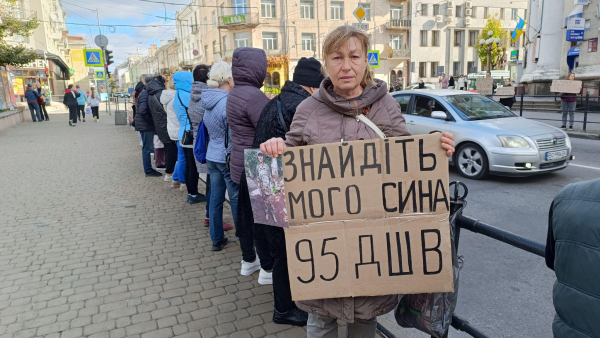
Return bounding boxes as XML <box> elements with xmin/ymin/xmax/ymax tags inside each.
<box><xmin>285</xmin><ymin>77</ymin><xmax>410</xmax><ymax>322</ymax></box>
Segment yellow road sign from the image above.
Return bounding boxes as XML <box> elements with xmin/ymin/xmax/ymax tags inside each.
<box><xmin>353</xmin><ymin>5</ymin><xmax>367</xmax><ymax>23</ymax></box>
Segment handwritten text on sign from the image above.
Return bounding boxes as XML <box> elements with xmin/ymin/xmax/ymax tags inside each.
<box><xmin>550</xmin><ymin>80</ymin><xmax>582</xmax><ymax>94</ymax></box>
<box><xmin>476</xmin><ymin>78</ymin><xmax>494</xmax><ymax>95</ymax></box>
<box><xmin>283</xmin><ymin>134</ymin><xmax>453</xmax><ymax>300</ymax></box>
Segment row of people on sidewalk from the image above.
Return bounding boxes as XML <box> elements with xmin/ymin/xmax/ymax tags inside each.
<box><xmin>62</xmin><ymin>84</ymin><xmax>101</xmax><ymax>125</ymax></box>
<box><xmin>24</xmin><ymin>83</ymin><xmax>50</xmax><ymax>122</ymax></box>
<box><xmin>131</xmin><ymin>25</ymin><xmax>457</xmax><ymax>338</ymax></box>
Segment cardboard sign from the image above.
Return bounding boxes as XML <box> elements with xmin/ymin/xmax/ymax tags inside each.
<box><xmin>495</xmin><ymin>86</ymin><xmax>515</xmax><ymax>99</ymax></box>
<box><xmin>476</xmin><ymin>78</ymin><xmax>494</xmax><ymax>95</ymax></box>
<box><xmin>283</xmin><ymin>134</ymin><xmax>454</xmax><ymax>301</ymax></box>
<box><xmin>550</xmin><ymin>80</ymin><xmax>582</xmax><ymax>94</ymax></box>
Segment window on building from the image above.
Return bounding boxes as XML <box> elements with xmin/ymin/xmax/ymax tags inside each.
<box><xmin>430</xmin><ymin>62</ymin><xmax>439</xmax><ymax>77</ymax></box>
<box><xmin>433</xmin><ymin>4</ymin><xmax>440</xmax><ymax>15</ymax></box>
<box><xmin>467</xmin><ymin>61</ymin><xmax>475</xmax><ymax>73</ymax></box>
<box><xmin>500</xmin><ymin>8</ymin><xmax>505</xmax><ymax>19</ymax></box>
<box><xmin>331</xmin><ymin>2</ymin><xmax>344</xmax><ymax>20</ymax></box>
<box><xmin>300</xmin><ymin>0</ymin><xmax>314</xmax><ymax>19</ymax></box>
<box><xmin>432</xmin><ymin>30</ymin><xmax>440</xmax><ymax>46</ymax></box>
<box><xmin>261</xmin><ymin>0</ymin><xmax>276</xmax><ymax>18</ymax></box>
<box><xmin>233</xmin><ymin>0</ymin><xmax>247</xmax><ymax>15</ymax></box>
<box><xmin>391</xmin><ymin>6</ymin><xmax>402</xmax><ymax>22</ymax></box>
<box><xmin>203</xmin><ymin>17</ymin><xmax>207</xmax><ymax>33</ymax></box>
<box><xmin>362</xmin><ymin>4</ymin><xmax>371</xmax><ymax>21</ymax></box>
<box><xmin>420</xmin><ymin>30</ymin><xmax>427</xmax><ymax>46</ymax></box>
<box><xmin>469</xmin><ymin>30</ymin><xmax>479</xmax><ymax>46</ymax></box>
<box><xmin>390</xmin><ymin>34</ymin><xmax>402</xmax><ymax>50</ymax></box>
<box><xmin>511</xmin><ymin>8</ymin><xmax>518</xmax><ymax>20</ymax></box>
<box><xmin>419</xmin><ymin>62</ymin><xmax>427</xmax><ymax>78</ymax></box>
<box><xmin>421</xmin><ymin>3</ymin><xmax>428</xmax><ymax>16</ymax></box>
<box><xmin>454</xmin><ymin>30</ymin><xmax>463</xmax><ymax>47</ymax></box>
<box><xmin>484</xmin><ymin>7</ymin><xmax>489</xmax><ymax>18</ymax></box>
<box><xmin>263</xmin><ymin>32</ymin><xmax>278</xmax><ymax>50</ymax></box>
<box><xmin>234</xmin><ymin>32</ymin><xmax>249</xmax><ymax>48</ymax></box>
<box><xmin>204</xmin><ymin>45</ymin><xmax>209</xmax><ymax>58</ymax></box>
<box><xmin>301</xmin><ymin>33</ymin><xmax>315</xmax><ymax>51</ymax></box>
<box><xmin>221</xmin><ymin>4</ymin><xmax>226</xmax><ymax>16</ymax></box>
<box><xmin>213</xmin><ymin>40</ymin><xmax>218</xmax><ymax>54</ymax></box>
<box><xmin>453</xmin><ymin>62</ymin><xmax>461</xmax><ymax>76</ymax></box>
<box><xmin>212</xmin><ymin>11</ymin><xmax>216</xmax><ymax>27</ymax></box>
<box><xmin>471</xmin><ymin>6</ymin><xmax>477</xmax><ymax>18</ymax></box>
<box><xmin>456</xmin><ymin>5</ymin><xmax>463</xmax><ymax>18</ymax></box>
<box><xmin>223</xmin><ymin>36</ymin><xmax>229</xmax><ymax>51</ymax></box>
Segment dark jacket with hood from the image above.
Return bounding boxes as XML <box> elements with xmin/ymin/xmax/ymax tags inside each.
<box><xmin>25</xmin><ymin>88</ymin><xmax>41</xmax><ymax>103</ymax></box>
<box><xmin>226</xmin><ymin>47</ymin><xmax>269</xmax><ymax>184</ymax></box>
<box><xmin>134</xmin><ymin>82</ymin><xmax>154</xmax><ymax>132</ymax></box>
<box><xmin>63</xmin><ymin>89</ymin><xmax>80</xmax><ymax>107</ymax></box>
<box><xmin>147</xmin><ymin>80</ymin><xmax>171</xmax><ymax>143</ymax></box>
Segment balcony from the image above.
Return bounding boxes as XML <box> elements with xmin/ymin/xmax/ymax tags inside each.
<box><xmin>388</xmin><ymin>0</ymin><xmax>407</xmax><ymax>3</ymax></box>
<box><xmin>389</xmin><ymin>49</ymin><xmax>411</xmax><ymax>59</ymax></box>
<box><xmin>218</xmin><ymin>8</ymin><xmax>260</xmax><ymax>29</ymax></box>
<box><xmin>386</xmin><ymin>19</ymin><xmax>411</xmax><ymax>30</ymax></box>
<box><xmin>11</xmin><ymin>9</ymin><xmax>37</xmax><ymax>21</ymax></box>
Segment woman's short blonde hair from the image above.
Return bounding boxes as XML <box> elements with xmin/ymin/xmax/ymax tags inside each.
<box><xmin>207</xmin><ymin>60</ymin><xmax>232</xmax><ymax>88</ymax></box>
<box><xmin>321</xmin><ymin>25</ymin><xmax>375</xmax><ymax>88</ymax></box>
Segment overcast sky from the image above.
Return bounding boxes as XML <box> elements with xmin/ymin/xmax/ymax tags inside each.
<box><xmin>61</xmin><ymin>0</ymin><xmax>189</xmax><ymax>71</ymax></box>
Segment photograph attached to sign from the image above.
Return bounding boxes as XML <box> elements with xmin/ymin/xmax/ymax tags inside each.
<box><xmin>244</xmin><ymin>149</ymin><xmax>288</xmax><ymax>228</ymax></box>
<box><xmin>550</xmin><ymin>80</ymin><xmax>582</xmax><ymax>94</ymax></box>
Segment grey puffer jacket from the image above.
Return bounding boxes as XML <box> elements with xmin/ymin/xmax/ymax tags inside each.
<box><xmin>226</xmin><ymin>47</ymin><xmax>269</xmax><ymax>184</ymax></box>
<box><xmin>287</xmin><ymin>77</ymin><xmax>410</xmax><ymax>323</ymax></box>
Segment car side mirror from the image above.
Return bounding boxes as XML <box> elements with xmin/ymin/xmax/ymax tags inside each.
<box><xmin>431</xmin><ymin>111</ymin><xmax>447</xmax><ymax>120</ymax></box>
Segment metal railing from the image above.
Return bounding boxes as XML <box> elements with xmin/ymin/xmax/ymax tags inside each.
<box><xmin>386</xmin><ymin>19</ymin><xmax>411</xmax><ymax>29</ymax></box>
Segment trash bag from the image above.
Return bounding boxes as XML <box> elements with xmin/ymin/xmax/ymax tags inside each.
<box><xmin>394</xmin><ymin>189</ymin><xmax>467</xmax><ymax>338</ymax></box>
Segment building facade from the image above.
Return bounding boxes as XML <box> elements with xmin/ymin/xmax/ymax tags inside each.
<box><xmin>65</xmin><ymin>35</ymin><xmax>90</xmax><ymax>91</ymax></box>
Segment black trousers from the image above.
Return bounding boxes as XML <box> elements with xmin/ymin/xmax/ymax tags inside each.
<box><xmin>40</xmin><ymin>102</ymin><xmax>49</xmax><ymax>120</ymax></box>
<box><xmin>164</xmin><ymin>141</ymin><xmax>177</xmax><ymax>175</ymax></box>
<box><xmin>91</xmin><ymin>106</ymin><xmax>99</xmax><ymax>118</ymax></box>
<box><xmin>68</xmin><ymin>105</ymin><xmax>78</xmax><ymax>123</ymax></box>
<box><xmin>183</xmin><ymin>147</ymin><xmax>199</xmax><ymax>195</ymax></box>
<box><xmin>77</xmin><ymin>105</ymin><xmax>86</xmax><ymax>119</ymax></box>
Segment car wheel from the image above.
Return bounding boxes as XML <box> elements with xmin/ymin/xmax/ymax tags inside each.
<box><xmin>455</xmin><ymin>143</ymin><xmax>488</xmax><ymax>179</ymax></box>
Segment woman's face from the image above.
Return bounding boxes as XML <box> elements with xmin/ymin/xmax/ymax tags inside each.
<box><xmin>326</xmin><ymin>37</ymin><xmax>367</xmax><ymax>94</ymax></box>
<box><xmin>504</xmin><ymin>78</ymin><xmax>510</xmax><ymax>86</ymax></box>
<box><xmin>568</xmin><ymin>73</ymin><xmax>575</xmax><ymax>80</ymax></box>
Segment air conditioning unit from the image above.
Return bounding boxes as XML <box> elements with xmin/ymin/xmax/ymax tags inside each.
<box><xmin>445</xmin><ymin>15</ymin><xmax>453</xmax><ymax>23</ymax></box>
<box><xmin>465</xmin><ymin>8</ymin><xmax>472</xmax><ymax>16</ymax></box>
<box><xmin>465</xmin><ymin>17</ymin><xmax>472</xmax><ymax>26</ymax></box>
<box><xmin>435</xmin><ymin>15</ymin><xmax>443</xmax><ymax>23</ymax></box>
<box><xmin>447</xmin><ymin>0</ymin><xmax>455</xmax><ymax>8</ymax></box>
<box><xmin>465</xmin><ymin>1</ymin><xmax>472</xmax><ymax>8</ymax></box>
<box><xmin>446</xmin><ymin>7</ymin><xmax>454</xmax><ymax>16</ymax></box>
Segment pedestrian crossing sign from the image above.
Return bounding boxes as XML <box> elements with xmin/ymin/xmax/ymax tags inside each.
<box><xmin>367</xmin><ymin>50</ymin><xmax>380</xmax><ymax>68</ymax></box>
<box><xmin>95</xmin><ymin>70</ymin><xmax>105</xmax><ymax>79</ymax></box>
<box><xmin>84</xmin><ymin>49</ymin><xmax>104</xmax><ymax>67</ymax></box>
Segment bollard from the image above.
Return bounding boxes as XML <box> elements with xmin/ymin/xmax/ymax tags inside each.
<box><xmin>519</xmin><ymin>93</ymin><xmax>524</xmax><ymax>117</ymax></box>
<box><xmin>583</xmin><ymin>93</ymin><xmax>589</xmax><ymax>132</ymax></box>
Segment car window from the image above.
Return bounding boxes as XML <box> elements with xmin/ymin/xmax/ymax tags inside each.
<box><xmin>394</xmin><ymin>95</ymin><xmax>411</xmax><ymax>114</ymax></box>
<box><xmin>443</xmin><ymin>94</ymin><xmax>516</xmax><ymax>120</ymax></box>
<box><xmin>413</xmin><ymin>96</ymin><xmax>447</xmax><ymax>118</ymax></box>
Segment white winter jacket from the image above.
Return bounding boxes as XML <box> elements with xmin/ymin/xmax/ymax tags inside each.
<box><xmin>161</xmin><ymin>89</ymin><xmax>179</xmax><ymax>141</ymax></box>
<box><xmin>87</xmin><ymin>94</ymin><xmax>100</xmax><ymax>107</ymax></box>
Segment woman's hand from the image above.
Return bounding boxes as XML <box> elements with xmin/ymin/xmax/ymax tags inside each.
<box><xmin>260</xmin><ymin>137</ymin><xmax>286</xmax><ymax>158</ymax></box>
<box><xmin>440</xmin><ymin>132</ymin><xmax>455</xmax><ymax>157</ymax></box>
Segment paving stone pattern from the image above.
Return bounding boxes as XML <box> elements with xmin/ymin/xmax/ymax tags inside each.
<box><xmin>0</xmin><ymin>112</ymin><xmax>309</xmax><ymax>338</ymax></box>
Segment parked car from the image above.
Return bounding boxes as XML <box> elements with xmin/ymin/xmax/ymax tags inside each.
<box><xmin>405</xmin><ymin>83</ymin><xmax>436</xmax><ymax>90</ymax></box>
<box><xmin>391</xmin><ymin>90</ymin><xmax>574</xmax><ymax>179</ymax></box>
<box><xmin>113</xmin><ymin>92</ymin><xmax>131</xmax><ymax>98</ymax></box>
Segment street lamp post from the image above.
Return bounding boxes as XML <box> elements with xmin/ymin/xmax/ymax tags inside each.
<box><xmin>479</xmin><ymin>30</ymin><xmax>502</xmax><ymax>72</ymax></box>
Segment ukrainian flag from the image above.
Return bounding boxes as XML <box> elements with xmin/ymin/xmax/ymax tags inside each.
<box><xmin>512</xmin><ymin>17</ymin><xmax>526</xmax><ymax>43</ymax></box>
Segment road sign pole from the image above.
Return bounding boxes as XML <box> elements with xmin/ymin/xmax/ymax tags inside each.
<box><xmin>97</xmin><ymin>10</ymin><xmax>111</xmax><ymax>116</ymax></box>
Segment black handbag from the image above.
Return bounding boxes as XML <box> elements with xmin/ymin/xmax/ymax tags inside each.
<box><xmin>276</xmin><ymin>96</ymin><xmax>289</xmax><ymax>133</ymax></box>
<box><xmin>177</xmin><ymin>92</ymin><xmax>194</xmax><ymax>146</ymax></box>
<box><xmin>225</xmin><ymin>123</ymin><xmax>231</xmax><ymax>170</ymax></box>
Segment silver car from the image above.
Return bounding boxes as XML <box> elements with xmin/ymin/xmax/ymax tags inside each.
<box><xmin>391</xmin><ymin>90</ymin><xmax>574</xmax><ymax>179</ymax></box>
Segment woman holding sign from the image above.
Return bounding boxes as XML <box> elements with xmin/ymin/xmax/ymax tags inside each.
<box><xmin>261</xmin><ymin>25</ymin><xmax>455</xmax><ymax>338</ymax></box>
<box><xmin>560</xmin><ymin>73</ymin><xmax>581</xmax><ymax>130</ymax></box>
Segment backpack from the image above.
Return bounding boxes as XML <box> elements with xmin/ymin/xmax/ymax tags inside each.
<box><xmin>194</xmin><ymin>121</ymin><xmax>209</xmax><ymax>164</ymax></box>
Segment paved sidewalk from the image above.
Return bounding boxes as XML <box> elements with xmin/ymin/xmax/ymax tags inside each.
<box><xmin>0</xmin><ymin>111</ymin><xmax>306</xmax><ymax>338</ymax></box>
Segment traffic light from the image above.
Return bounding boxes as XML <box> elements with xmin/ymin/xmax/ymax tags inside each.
<box><xmin>105</xmin><ymin>50</ymin><xmax>114</xmax><ymax>66</ymax></box>
<box><xmin>106</xmin><ymin>70</ymin><xmax>112</xmax><ymax>78</ymax></box>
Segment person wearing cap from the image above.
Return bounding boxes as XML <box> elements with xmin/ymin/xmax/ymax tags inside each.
<box><xmin>24</xmin><ymin>83</ymin><xmax>43</xmax><ymax>122</ymax></box>
<box><xmin>236</xmin><ymin>57</ymin><xmax>325</xmax><ymax>327</ymax></box>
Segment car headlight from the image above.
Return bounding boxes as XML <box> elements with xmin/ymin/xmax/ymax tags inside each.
<box><xmin>498</xmin><ymin>135</ymin><xmax>530</xmax><ymax>148</ymax></box>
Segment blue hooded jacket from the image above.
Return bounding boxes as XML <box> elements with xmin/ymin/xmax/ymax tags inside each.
<box><xmin>172</xmin><ymin>71</ymin><xmax>194</xmax><ymax>143</ymax></box>
<box><xmin>76</xmin><ymin>89</ymin><xmax>87</xmax><ymax>106</ymax></box>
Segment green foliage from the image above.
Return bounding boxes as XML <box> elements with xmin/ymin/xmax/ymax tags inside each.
<box><xmin>0</xmin><ymin>0</ymin><xmax>40</xmax><ymax>67</ymax></box>
<box><xmin>0</xmin><ymin>44</ymin><xmax>38</xmax><ymax>67</ymax></box>
<box><xmin>475</xmin><ymin>15</ymin><xmax>509</xmax><ymax>70</ymax></box>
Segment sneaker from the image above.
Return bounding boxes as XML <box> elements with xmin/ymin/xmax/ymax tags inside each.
<box><xmin>273</xmin><ymin>308</ymin><xmax>308</xmax><ymax>327</ymax></box>
<box><xmin>258</xmin><ymin>269</ymin><xmax>273</xmax><ymax>285</ymax></box>
<box><xmin>145</xmin><ymin>170</ymin><xmax>162</xmax><ymax>177</ymax></box>
<box><xmin>72</xmin><ymin>123</ymin><xmax>77</xmax><ymax>127</ymax></box>
<box><xmin>560</xmin><ymin>125</ymin><xmax>567</xmax><ymax>129</ymax></box>
<box><xmin>187</xmin><ymin>194</ymin><xmax>207</xmax><ymax>204</ymax></box>
<box><xmin>569</xmin><ymin>126</ymin><xmax>574</xmax><ymax>130</ymax></box>
<box><xmin>164</xmin><ymin>174</ymin><xmax>173</xmax><ymax>182</ymax></box>
<box><xmin>204</xmin><ymin>218</ymin><xmax>210</xmax><ymax>227</ymax></box>
<box><xmin>240</xmin><ymin>259</ymin><xmax>261</xmax><ymax>276</ymax></box>
<box><xmin>179</xmin><ymin>183</ymin><xmax>187</xmax><ymax>192</ymax></box>
<box><xmin>46</xmin><ymin>118</ymin><xmax>49</xmax><ymax>121</ymax></box>
<box><xmin>156</xmin><ymin>166</ymin><xmax>166</xmax><ymax>171</ymax></box>
<box><xmin>69</xmin><ymin>121</ymin><xmax>73</xmax><ymax>126</ymax></box>
<box><xmin>171</xmin><ymin>180</ymin><xmax>181</xmax><ymax>188</ymax></box>
<box><xmin>223</xmin><ymin>222</ymin><xmax>233</xmax><ymax>231</ymax></box>
<box><xmin>83</xmin><ymin>118</ymin><xmax>86</xmax><ymax>122</ymax></box>
<box><xmin>211</xmin><ymin>237</ymin><xmax>229</xmax><ymax>251</ymax></box>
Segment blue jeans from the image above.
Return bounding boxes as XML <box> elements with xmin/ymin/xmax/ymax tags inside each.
<box><xmin>27</xmin><ymin>102</ymin><xmax>41</xmax><ymax>121</ymax></box>
<box><xmin>140</xmin><ymin>131</ymin><xmax>155</xmax><ymax>174</ymax></box>
<box><xmin>207</xmin><ymin>160</ymin><xmax>239</xmax><ymax>244</ymax></box>
<box><xmin>173</xmin><ymin>141</ymin><xmax>186</xmax><ymax>183</ymax></box>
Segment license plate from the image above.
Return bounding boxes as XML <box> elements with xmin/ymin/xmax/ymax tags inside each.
<box><xmin>545</xmin><ymin>150</ymin><xmax>567</xmax><ymax>161</ymax></box>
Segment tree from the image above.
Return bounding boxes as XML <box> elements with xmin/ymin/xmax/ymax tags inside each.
<box><xmin>475</xmin><ymin>15</ymin><xmax>508</xmax><ymax>70</ymax></box>
<box><xmin>0</xmin><ymin>0</ymin><xmax>39</xmax><ymax>67</ymax></box>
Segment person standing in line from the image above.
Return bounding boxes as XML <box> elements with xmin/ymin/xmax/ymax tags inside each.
<box><xmin>131</xmin><ymin>75</ymin><xmax>147</xmax><ymax>126</ymax></box>
<box><xmin>457</xmin><ymin>74</ymin><xmax>466</xmax><ymax>90</ymax></box>
<box><xmin>162</xmin><ymin>77</ymin><xmax>186</xmax><ymax>190</ymax></box>
<box><xmin>36</xmin><ymin>83</ymin><xmax>49</xmax><ymax>121</ymax></box>
<box><xmin>439</xmin><ymin>73</ymin><xmax>449</xmax><ymax>89</ymax></box>
<box><xmin>87</xmin><ymin>87</ymin><xmax>100</xmax><ymax>122</ymax></box>
<box><xmin>75</xmin><ymin>85</ymin><xmax>87</xmax><ymax>122</ymax></box>
<box><xmin>241</xmin><ymin>57</ymin><xmax>323</xmax><ymax>327</ymax></box>
<box><xmin>226</xmin><ymin>47</ymin><xmax>274</xmax><ymax>284</ymax></box>
<box><xmin>202</xmin><ymin>60</ymin><xmax>237</xmax><ymax>251</ymax></box>
<box><xmin>173</xmin><ymin>71</ymin><xmax>206</xmax><ymax>204</ymax></box>
<box><xmin>499</xmin><ymin>78</ymin><xmax>516</xmax><ymax>110</ymax></box>
<box><xmin>545</xmin><ymin>179</ymin><xmax>600</xmax><ymax>338</ymax></box>
<box><xmin>147</xmin><ymin>75</ymin><xmax>177</xmax><ymax>177</ymax></box>
<box><xmin>560</xmin><ymin>72</ymin><xmax>581</xmax><ymax>130</ymax></box>
<box><xmin>260</xmin><ymin>25</ymin><xmax>455</xmax><ymax>338</ymax></box>
<box><xmin>135</xmin><ymin>75</ymin><xmax>162</xmax><ymax>177</ymax></box>
<box><xmin>24</xmin><ymin>83</ymin><xmax>43</xmax><ymax>122</ymax></box>
<box><xmin>448</xmin><ymin>75</ymin><xmax>455</xmax><ymax>89</ymax></box>
<box><xmin>63</xmin><ymin>84</ymin><xmax>80</xmax><ymax>126</ymax></box>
